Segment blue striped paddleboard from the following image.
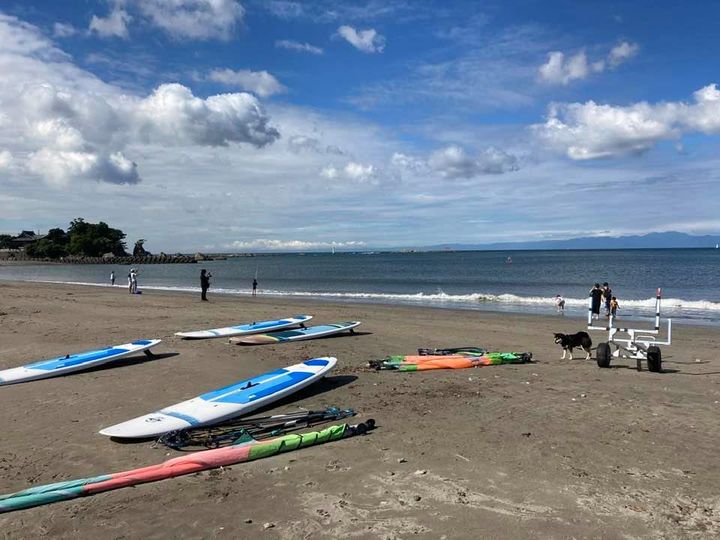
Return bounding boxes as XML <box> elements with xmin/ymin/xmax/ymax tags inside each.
<box><xmin>174</xmin><ymin>315</ymin><xmax>312</xmax><ymax>339</ymax></box>
<box><xmin>0</xmin><ymin>340</ymin><xmax>162</xmax><ymax>386</ymax></box>
<box><xmin>99</xmin><ymin>357</ymin><xmax>337</xmax><ymax>438</ymax></box>
<box><xmin>230</xmin><ymin>322</ymin><xmax>361</xmax><ymax>345</ymax></box>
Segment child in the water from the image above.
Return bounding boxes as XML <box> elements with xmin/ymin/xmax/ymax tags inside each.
<box><xmin>610</xmin><ymin>296</ymin><xmax>619</xmax><ymax>317</ymax></box>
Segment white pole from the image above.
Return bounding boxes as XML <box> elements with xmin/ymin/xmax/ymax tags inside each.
<box><xmin>655</xmin><ymin>287</ymin><xmax>661</xmax><ymax>331</ymax></box>
<box><xmin>587</xmin><ymin>291</ymin><xmax>593</xmax><ymax>326</ymax></box>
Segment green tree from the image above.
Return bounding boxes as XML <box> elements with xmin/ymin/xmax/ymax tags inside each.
<box><xmin>67</xmin><ymin>218</ymin><xmax>127</xmax><ymax>257</ymax></box>
<box><xmin>0</xmin><ymin>234</ymin><xmax>12</xmax><ymax>249</ymax></box>
<box><xmin>25</xmin><ymin>229</ymin><xmax>69</xmax><ymax>258</ymax></box>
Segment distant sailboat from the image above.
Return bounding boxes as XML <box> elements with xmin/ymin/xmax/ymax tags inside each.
<box><xmin>331</xmin><ymin>245</ymin><xmax>336</xmax><ymax>255</ymax></box>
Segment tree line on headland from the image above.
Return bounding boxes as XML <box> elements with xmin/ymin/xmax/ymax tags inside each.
<box><xmin>1</xmin><ymin>218</ymin><xmax>140</xmax><ymax>259</ymax></box>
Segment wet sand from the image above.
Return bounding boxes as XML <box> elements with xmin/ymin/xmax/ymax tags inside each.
<box><xmin>1</xmin><ymin>281</ymin><xmax>719</xmax><ymax>539</ymax></box>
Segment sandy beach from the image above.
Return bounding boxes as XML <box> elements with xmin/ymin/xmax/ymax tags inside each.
<box><xmin>1</xmin><ymin>280</ymin><xmax>719</xmax><ymax>539</ymax></box>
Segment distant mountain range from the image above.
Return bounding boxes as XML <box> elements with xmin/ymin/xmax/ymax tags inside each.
<box><xmin>425</xmin><ymin>232</ymin><xmax>720</xmax><ymax>251</ymax></box>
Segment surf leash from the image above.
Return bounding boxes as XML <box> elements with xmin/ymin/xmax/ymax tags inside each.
<box><xmin>0</xmin><ymin>420</ymin><xmax>375</xmax><ymax>514</ymax></box>
<box><xmin>369</xmin><ymin>352</ymin><xmax>533</xmax><ymax>371</ymax></box>
<box><xmin>417</xmin><ymin>347</ymin><xmax>486</xmax><ymax>356</ymax></box>
<box><xmin>157</xmin><ymin>407</ymin><xmax>357</xmax><ymax>450</ymax></box>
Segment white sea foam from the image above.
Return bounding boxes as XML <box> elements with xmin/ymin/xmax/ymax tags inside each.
<box><xmin>34</xmin><ymin>279</ymin><xmax>720</xmax><ymax>314</ymax></box>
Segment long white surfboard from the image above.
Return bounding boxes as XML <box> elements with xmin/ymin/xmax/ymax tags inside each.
<box><xmin>99</xmin><ymin>357</ymin><xmax>337</xmax><ymax>438</ymax></box>
<box><xmin>230</xmin><ymin>322</ymin><xmax>361</xmax><ymax>345</ymax></box>
<box><xmin>174</xmin><ymin>315</ymin><xmax>313</xmax><ymax>339</ymax></box>
<box><xmin>0</xmin><ymin>340</ymin><xmax>162</xmax><ymax>386</ymax></box>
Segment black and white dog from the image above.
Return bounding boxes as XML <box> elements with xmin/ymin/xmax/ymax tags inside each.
<box><xmin>553</xmin><ymin>332</ymin><xmax>592</xmax><ymax>360</ymax></box>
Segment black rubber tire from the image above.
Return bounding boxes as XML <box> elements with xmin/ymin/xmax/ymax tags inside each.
<box><xmin>596</xmin><ymin>342</ymin><xmax>611</xmax><ymax>368</ymax></box>
<box><xmin>647</xmin><ymin>346</ymin><xmax>662</xmax><ymax>373</ymax></box>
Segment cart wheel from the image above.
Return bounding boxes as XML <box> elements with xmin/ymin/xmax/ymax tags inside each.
<box><xmin>596</xmin><ymin>342</ymin><xmax>611</xmax><ymax>368</ymax></box>
<box><xmin>647</xmin><ymin>346</ymin><xmax>662</xmax><ymax>373</ymax></box>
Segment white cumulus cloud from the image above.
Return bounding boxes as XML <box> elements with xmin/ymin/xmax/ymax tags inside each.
<box><xmin>275</xmin><ymin>39</ymin><xmax>323</xmax><ymax>55</ymax></box>
<box><xmin>390</xmin><ymin>146</ymin><xmax>519</xmax><ymax>180</ymax></box>
<box><xmin>428</xmin><ymin>145</ymin><xmax>519</xmax><ymax>178</ymax></box>
<box><xmin>207</xmin><ymin>68</ymin><xmax>286</xmax><ymax>97</ymax></box>
<box><xmin>0</xmin><ymin>15</ymin><xmax>280</xmax><ymax>187</ymax></box>
<box><xmin>538</xmin><ymin>51</ymin><xmax>595</xmax><ymax>85</ymax></box>
<box><xmin>0</xmin><ymin>149</ymin><xmax>13</xmax><ymax>168</ymax></box>
<box><xmin>337</xmin><ymin>25</ymin><xmax>385</xmax><ymax>53</ymax></box>
<box><xmin>53</xmin><ymin>22</ymin><xmax>77</xmax><ymax>38</ymax></box>
<box><xmin>138</xmin><ymin>0</ymin><xmax>244</xmax><ymax>40</ymax></box>
<box><xmin>27</xmin><ymin>149</ymin><xmax>140</xmax><ymax>187</ymax></box>
<box><xmin>135</xmin><ymin>84</ymin><xmax>280</xmax><ymax>147</ymax></box>
<box><xmin>89</xmin><ymin>8</ymin><xmax>132</xmax><ymax>39</ymax></box>
<box><xmin>539</xmin><ymin>41</ymin><xmax>639</xmax><ymax>85</ymax></box>
<box><xmin>321</xmin><ymin>161</ymin><xmax>380</xmax><ymax>184</ymax></box>
<box><xmin>608</xmin><ymin>41</ymin><xmax>639</xmax><ymax>67</ymax></box>
<box><xmin>88</xmin><ymin>0</ymin><xmax>244</xmax><ymax>41</ymax></box>
<box><xmin>533</xmin><ymin>84</ymin><xmax>720</xmax><ymax>159</ymax></box>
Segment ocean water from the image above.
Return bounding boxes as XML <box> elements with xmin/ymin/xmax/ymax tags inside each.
<box><xmin>1</xmin><ymin>249</ymin><xmax>719</xmax><ymax>326</ymax></box>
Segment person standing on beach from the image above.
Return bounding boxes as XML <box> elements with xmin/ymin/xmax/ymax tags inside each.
<box><xmin>555</xmin><ymin>294</ymin><xmax>565</xmax><ymax>314</ymax></box>
<box><xmin>602</xmin><ymin>282</ymin><xmax>613</xmax><ymax>317</ymax></box>
<box><xmin>590</xmin><ymin>283</ymin><xmax>602</xmax><ymax>320</ymax></box>
<box><xmin>127</xmin><ymin>269</ymin><xmax>133</xmax><ymax>294</ymax></box>
<box><xmin>200</xmin><ymin>269</ymin><xmax>211</xmax><ymax>301</ymax></box>
<box><xmin>130</xmin><ymin>268</ymin><xmax>138</xmax><ymax>294</ymax></box>
<box><xmin>110</xmin><ymin>270</ymin><xmax>115</xmax><ymax>286</ymax></box>
<box><xmin>252</xmin><ymin>278</ymin><xmax>258</xmax><ymax>297</ymax></box>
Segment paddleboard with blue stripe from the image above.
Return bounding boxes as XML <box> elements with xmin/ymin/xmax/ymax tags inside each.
<box><xmin>230</xmin><ymin>322</ymin><xmax>361</xmax><ymax>345</ymax></box>
<box><xmin>98</xmin><ymin>357</ymin><xmax>337</xmax><ymax>438</ymax></box>
<box><xmin>174</xmin><ymin>315</ymin><xmax>313</xmax><ymax>339</ymax></box>
<box><xmin>0</xmin><ymin>339</ymin><xmax>162</xmax><ymax>386</ymax></box>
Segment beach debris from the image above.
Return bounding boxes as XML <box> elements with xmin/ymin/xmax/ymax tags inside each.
<box><xmin>157</xmin><ymin>407</ymin><xmax>356</xmax><ymax>450</ymax></box>
<box><xmin>244</xmin><ymin>519</ymin><xmax>253</xmax><ymax>524</ymax></box>
<box><xmin>369</xmin><ymin>352</ymin><xmax>533</xmax><ymax>371</ymax></box>
<box><xmin>414</xmin><ymin>470</ymin><xmax>427</xmax><ymax>476</ymax></box>
<box><xmin>263</xmin><ymin>522</ymin><xmax>275</xmax><ymax>530</ymax></box>
<box><xmin>398</xmin><ymin>457</ymin><xmax>408</xmax><ymax>463</ymax></box>
<box><xmin>0</xmin><ymin>420</ymin><xmax>376</xmax><ymax>514</ymax></box>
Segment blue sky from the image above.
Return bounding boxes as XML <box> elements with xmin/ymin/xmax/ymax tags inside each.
<box><xmin>0</xmin><ymin>0</ymin><xmax>719</xmax><ymax>251</ymax></box>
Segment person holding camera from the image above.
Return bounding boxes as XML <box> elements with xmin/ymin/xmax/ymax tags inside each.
<box><xmin>200</xmin><ymin>269</ymin><xmax>212</xmax><ymax>301</ymax></box>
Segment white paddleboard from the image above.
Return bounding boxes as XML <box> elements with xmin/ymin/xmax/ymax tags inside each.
<box><xmin>0</xmin><ymin>339</ymin><xmax>162</xmax><ymax>386</ymax></box>
<box><xmin>230</xmin><ymin>322</ymin><xmax>361</xmax><ymax>345</ymax></box>
<box><xmin>174</xmin><ymin>315</ymin><xmax>312</xmax><ymax>339</ymax></box>
<box><xmin>99</xmin><ymin>357</ymin><xmax>337</xmax><ymax>438</ymax></box>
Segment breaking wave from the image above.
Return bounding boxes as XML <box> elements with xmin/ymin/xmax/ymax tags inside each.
<box><xmin>34</xmin><ymin>280</ymin><xmax>720</xmax><ymax>318</ymax></box>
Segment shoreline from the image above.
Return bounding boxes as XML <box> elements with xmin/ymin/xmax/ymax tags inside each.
<box><xmin>1</xmin><ymin>276</ymin><xmax>718</xmax><ymax>328</ymax></box>
<box><xmin>1</xmin><ymin>281</ymin><xmax>720</xmax><ymax>538</ymax></box>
